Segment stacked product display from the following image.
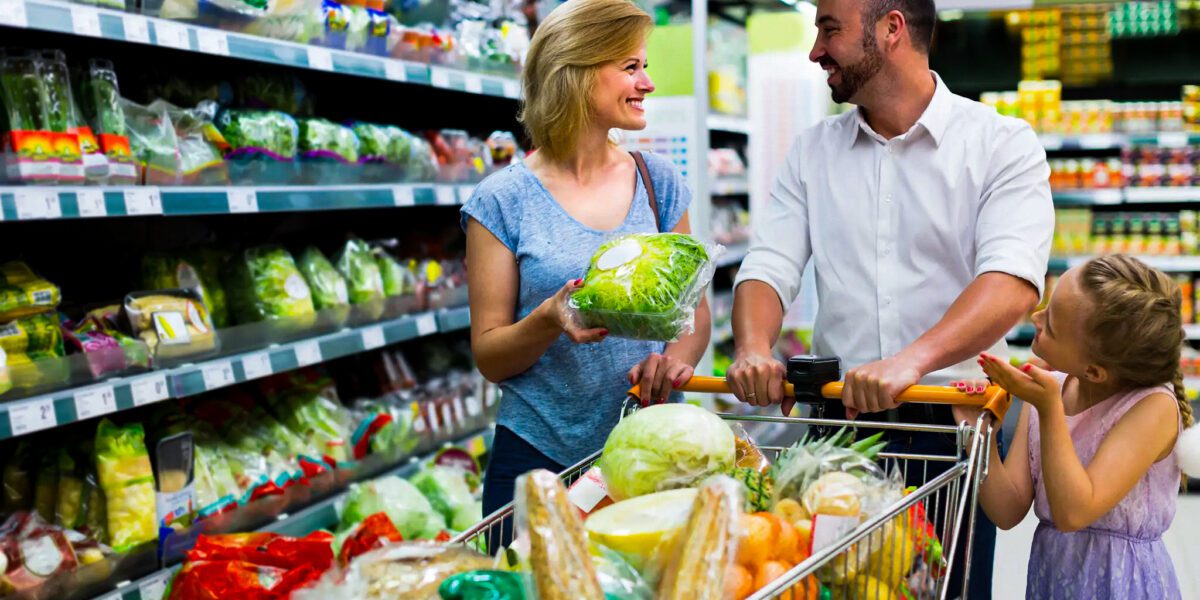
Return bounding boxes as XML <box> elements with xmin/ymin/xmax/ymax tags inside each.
<box><xmin>980</xmin><ymin>81</ymin><xmax>1193</xmax><ymax>136</ymax></box>
<box><xmin>1052</xmin><ymin>207</ymin><xmax>1200</xmax><ymax>257</ymax></box>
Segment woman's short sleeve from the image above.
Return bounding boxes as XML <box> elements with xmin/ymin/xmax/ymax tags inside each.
<box><xmin>644</xmin><ymin>152</ymin><xmax>693</xmax><ymax>233</ymax></box>
<box><xmin>460</xmin><ymin>169</ymin><xmax>523</xmax><ymax>254</ymax></box>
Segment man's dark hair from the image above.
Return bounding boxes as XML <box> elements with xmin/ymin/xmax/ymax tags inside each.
<box><xmin>864</xmin><ymin>0</ymin><xmax>936</xmax><ymax>53</ymax></box>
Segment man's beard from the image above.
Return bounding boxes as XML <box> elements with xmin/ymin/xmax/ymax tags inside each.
<box><xmin>826</xmin><ymin>30</ymin><xmax>884</xmax><ymax>104</ymax></box>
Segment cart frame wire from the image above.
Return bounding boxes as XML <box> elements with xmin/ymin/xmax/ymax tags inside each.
<box><xmin>452</xmin><ymin>410</ymin><xmax>996</xmax><ymax>600</ymax></box>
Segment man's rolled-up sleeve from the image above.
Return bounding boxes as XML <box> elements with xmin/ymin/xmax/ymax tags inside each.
<box><xmin>975</xmin><ymin>123</ymin><xmax>1055</xmax><ymax>299</ymax></box>
<box><xmin>734</xmin><ymin>138</ymin><xmax>812</xmax><ymax>310</ymax></box>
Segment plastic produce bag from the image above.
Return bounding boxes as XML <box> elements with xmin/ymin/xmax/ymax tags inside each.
<box><xmin>143</xmin><ymin>252</ymin><xmax>229</xmax><ymax>328</ymax></box>
<box><xmin>294</xmin><ymin>543</ymin><xmax>493</xmax><ymax>600</ymax></box>
<box><xmin>33</xmin><ymin>453</ymin><xmax>57</xmax><ymax>522</ymax></box>
<box><xmin>124</xmin><ymin>290</ymin><xmax>219</xmax><ymax>359</ymax></box>
<box><xmin>0</xmin><ymin>312</ymin><xmax>65</xmax><ymax>359</ymax></box>
<box><xmin>411</xmin><ymin>466</ymin><xmax>479</xmax><ymax>531</ymax></box>
<box><xmin>337</xmin><ymin>512</ymin><xmax>403</xmax><ymax>567</ymax></box>
<box><xmin>192</xmin><ymin>428</ymin><xmax>241</xmax><ymax>518</ymax></box>
<box><xmin>377</xmin><ymin>250</ymin><xmax>416</xmax><ymax>297</ymax></box>
<box><xmin>54</xmin><ymin>446</ymin><xmax>89</xmax><ymax>530</ymax></box>
<box><xmin>168</xmin><ymin>100</ymin><xmax>229</xmax><ymax>185</ymax></box>
<box><xmin>94</xmin><ymin>419</ymin><xmax>157</xmax><ymax>552</ymax></box>
<box><xmin>121</xmin><ymin>98</ymin><xmax>182</xmax><ymax>185</ymax></box>
<box><xmin>224</xmin><ymin>245</ymin><xmax>316</xmax><ymax>324</ymax></box>
<box><xmin>298</xmin><ymin>247</ymin><xmax>350</xmax><ymax>309</ymax></box>
<box><xmin>266</xmin><ymin>383</ymin><xmax>352</xmax><ymax>465</ymax></box>
<box><xmin>3</xmin><ymin>441</ymin><xmax>35</xmax><ymax>513</ymax></box>
<box><xmin>340</xmin><ymin>475</ymin><xmax>445</xmax><ymax>541</ymax></box>
<box><xmin>515</xmin><ymin>469</ymin><xmax>604</xmax><ymax>600</ymax></box>
<box><xmin>652</xmin><ymin>476</ymin><xmax>743</xmax><ymax>599</ymax></box>
<box><xmin>169</xmin><ymin>531</ymin><xmax>333</xmax><ymax>600</ymax></box>
<box><xmin>299</xmin><ymin>118</ymin><xmax>360</xmax><ymax>163</ymax></box>
<box><xmin>214</xmin><ymin>109</ymin><xmax>299</xmax><ymax>159</ymax></box>
<box><xmin>568</xmin><ymin>233</ymin><xmax>721</xmax><ymax>342</ymax></box>
<box><xmin>336</xmin><ymin>238</ymin><xmax>385</xmax><ymax>305</ymax></box>
<box><xmin>0</xmin><ymin>262</ymin><xmax>61</xmax><ymax>321</ymax></box>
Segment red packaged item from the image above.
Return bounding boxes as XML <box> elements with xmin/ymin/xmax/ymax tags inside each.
<box><xmin>187</xmin><ymin>531</ymin><xmax>334</xmax><ymax>571</ymax></box>
<box><xmin>337</xmin><ymin>513</ymin><xmax>403</xmax><ymax>567</ymax></box>
<box><xmin>0</xmin><ymin>513</ymin><xmax>81</xmax><ymax>594</ymax></box>
<box><xmin>168</xmin><ymin>560</ymin><xmax>325</xmax><ymax>600</ymax></box>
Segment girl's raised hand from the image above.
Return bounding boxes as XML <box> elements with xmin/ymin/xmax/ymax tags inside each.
<box><xmin>978</xmin><ymin>353</ymin><xmax>1062</xmax><ymax>413</ymax></box>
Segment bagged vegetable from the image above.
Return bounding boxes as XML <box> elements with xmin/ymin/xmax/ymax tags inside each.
<box><xmin>124</xmin><ymin>290</ymin><xmax>218</xmax><ymax>359</ymax></box>
<box><xmin>337</xmin><ymin>512</ymin><xmax>403</xmax><ymax>567</ymax></box>
<box><xmin>349</xmin><ymin>398</ymin><xmax>418</xmax><ymax>460</ymax></box>
<box><xmin>266</xmin><ymin>383</ymin><xmax>352</xmax><ymax>465</ymax></box>
<box><xmin>411</xmin><ymin>466</ymin><xmax>480</xmax><ymax>532</ymax></box>
<box><xmin>192</xmin><ymin>429</ymin><xmax>241</xmax><ymax>518</ymax></box>
<box><xmin>439</xmin><ymin>571</ymin><xmax>527</xmax><ymax>600</ymax></box>
<box><xmin>0</xmin><ymin>312</ymin><xmax>65</xmax><ymax>359</ymax></box>
<box><xmin>32</xmin><ymin>453</ymin><xmax>57</xmax><ymax>522</ymax></box>
<box><xmin>340</xmin><ymin>475</ymin><xmax>445</xmax><ymax>541</ymax></box>
<box><xmin>143</xmin><ymin>252</ymin><xmax>229</xmax><ymax>328</ymax></box>
<box><xmin>377</xmin><ymin>250</ymin><xmax>416</xmax><ymax>297</ymax></box>
<box><xmin>214</xmin><ymin>109</ymin><xmax>299</xmax><ymax>159</ymax></box>
<box><xmin>569</xmin><ymin>233</ymin><xmax>721</xmax><ymax>341</ymax></box>
<box><xmin>94</xmin><ymin>419</ymin><xmax>157</xmax><ymax>552</ymax></box>
<box><xmin>167</xmin><ymin>100</ymin><xmax>229</xmax><ymax>185</ymax></box>
<box><xmin>598</xmin><ymin>403</ymin><xmax>736</xmax><ymax>501</ymax></box>
<box><xmin>335</xmin><ymin>238</ymin><xmax>385</xmax><ymax>305</ymax></box>
<box><xmin>54</xmin><ymin>446</ymin><xmax>89</xmax><ymax>530</ymax></box>
<box><xmin>295</xmin><ymin>543</ymin><xmax>493</xmax><ymax>600</ymax></box>
<box><xmin>0</xmin><ymin>262</ymin><xmax>60</xmax><ymax>321</ymax></box>
<box><xmin>298</xmin><ymin>247</ymin><xmax>350</xmax><ymax>309</ymax></box>
<box><xmin>2</xmin><ymin>441</ymin><xmax>35</xmax><ymax>513</ymax></box>
<box><xmin>516</xmin><ymin>469</ymin><xmax>604</xmax><ymax>600</ymax></box>
<box><xmin>224</xmin><ymin>246</ymin><xmax>316</xmax><ymax>324</ymax></box>
<box><xmin>299</xmin><ymin>118</ymin><xmax>360</xmax><ymax>163</ymax></box>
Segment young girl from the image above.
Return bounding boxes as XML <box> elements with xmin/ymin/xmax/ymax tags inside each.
<box><xmin>954</xmin><ymin>254</ymin><xmax>1199</xmax><ymax>599</ymax></box>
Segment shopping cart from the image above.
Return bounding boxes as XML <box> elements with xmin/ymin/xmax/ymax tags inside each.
<box><xmin>453</xmin><ymin>355</ymin><xmax>1011</xmax><ymax>600</ymax></box>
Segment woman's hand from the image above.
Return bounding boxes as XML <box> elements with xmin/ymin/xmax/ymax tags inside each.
<box><xmin>628</xmin><ymin>353</ymin><xmax>694</xmax><ymax>406</ymax></box>
<box><xmin>535</xmin><ymin>279</ymin><xmax>609</xmax><ymax>344</ymax></box>
<box><xmin>951</xmin><ymin>378</ymin><xmax>990</xmax><ymax>426</ymax></box>
<box><xmin>978</xmin><ymin>353</ymin><xmax>1063</xmax><ymax>415</ymax></box>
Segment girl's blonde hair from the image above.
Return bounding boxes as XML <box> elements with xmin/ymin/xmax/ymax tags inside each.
<box><xmin>519</xmin><ymin>0</ymin><xmax>652</xmax><ymax>162</ymax></box>
<box><xmin>1079</xmin><ymin>254</ymin><xmax>1195</xmax><ymax>486</ymax></box>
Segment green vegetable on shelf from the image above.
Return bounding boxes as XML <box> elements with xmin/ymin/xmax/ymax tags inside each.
<box><xmin>298</xmin><ymin>118</ymin><xmax>360</xmax><ymax>163</ymax></box>
<box><xmin>224</xmin><ymin>245</ymin><xmax>316</xmax><ymax>324</ymax></box>
<box><xmin>335</xmin><ymin>238</ymin><xmax>385</xmax><ymax>304</ymax></box>
<box><xmin>0</xmin><ymin>50</ymin><xmax>50</xmax><ymax>132</ymax></box>
<box><xmin>82</xmin><ymin>59</ymin><xmax>127</xmax><ymax>137</ymax></box>
<box><xmin>298</xmin><ymin>247</ymin><xmax>350</xmax><ymax>309</ymax></box>
<box><xmin>143</xmin><ymin>252</ymin><xmax>230</xmax><ymax>329</ymax></box>
<box><xmin>411</xmin><ymin>466</ymin><xmax>481</xmax><ymax>531</ymax></box>
<box><xmin>376</xmin><ymin>250</ymin><xmax>415</xmax><ymax>297</ymax></box>
<box><xmin>215</xmin><ymin>109</ymin><xmax>299</xmax><ymax>158</ymax></box>
<box><xmin>95</xmin><ymin>419</ymin><xmax>158</xmax><ymax>552</ymax></box>
<box><xmin>39</xmin><ymin>50</ymin><xmax>74</xmax><ymax>133</ymax></box>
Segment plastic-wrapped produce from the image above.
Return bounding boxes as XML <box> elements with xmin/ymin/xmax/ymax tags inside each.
<box><xmin>515</xmin><ymin>469</ymin><xmax>605</xmax><ymax>599</ymax></box>
<box><xmin>653</xmin><ymin>476</ymin><xmax>743</xmax><ymax>599</ymax></box>
<box><xmin>298</xmin><ymin>246</ymin><xmax>350</xmax><ymax>309</ymax></box>
<box><xmin>168</xmin><ymin>101</ymin><xmax>229</xmax><ymax>185</ymax></box>
<box><xmin>335</xmin><ymin>238</ymin><xmax>385</xmax><ymax>305</ymax></box>
<box><xmin>215</xmin><ymin>109</ymin><xmax>298</xmax><ymax>159</ymax></box>
<box><xmin>32</xmin><ymin>453</ymin><xmax>57</xmax><ymax>523</ymax></box>
<box><xmin>94</xmin><ymin>419</ymin><xmax>157</xmax><ymax>552</ymax></box>
<box><xmin>340</xmin><ymin>475</ymin><xmax>446</xmax><ymax>541</ymax></box>
<box><xmin>406</xmin><ymin>134</ymin><xmax>439</xmax><ymax>182</ymax></box>
<box><xmin>0</xmin><ymin>50</ymin><xmax>50</xmax><ymax>132</ymax></box>
<box><xmin>0</xmin><ymin>262</ymin><xmax>61</xmax><ymax>320</ymax></box>
<box><xmin>54</xmin><ymin>446</ymin><xmax>89</xmax><ymax>530</ymax></box>
<box><xmin>299</xmin><ymin>118</ymin><xmax>360</xmax><ymax>163</ymax></box>
<box><xmin>168</xmin><ymin>532</ymin><xmax>333</xmax><ymax>600</ymax></box>
<box><xmin>143</xmin><ymin>252</ymin><xmax>229</xmax><ymax>328</ymax></box>
<box><xmin>121</xmin><ymin>98</ymin><xmax>181</xmax><ymax>185</ymax></box>
<box><xmin>266</xmin><ymin>382</ymin><xmax>352</xmax><ymax>465</ymax></box>
<box><xmin>124</xmin><ymin>290</ymin><xmax>218</xmax><ymax>359</ymax></box>
<box><xmin>224</xmin><ymin>245</ymin><xmax>316</xmax><ymax>324</ymax></box>
<box><xmin>411</xmin><ymin>466</ymin><xmax>481</xmax><ymax>531</ymax></box>
<box><xmin>569</xmin><ymin>233</ymin><xmax>721</xmax><ymax>342</ymax></box>
<box><xmin>295</xmin><ymin>543</ymin><xmax>493</xmax><ymax>600</ymax></box>
<box><xmin>2</xmin><ymin>441</ymin><xmax>34</xmax><ymax>513</ymax></box>
<box><xmin>81</xmin><ymin>59</ymin><xmax>138</xmax><ymax>184</ymax></box>
<box><xmin>376</xmin><ymin>250</ymin><xmax>416</xmax><ymax>297</ymax></box>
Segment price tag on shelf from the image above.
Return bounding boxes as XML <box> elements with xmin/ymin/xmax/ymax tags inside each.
<box><xmin>1159</xmin><ymin>132</ymin><xmax>1189</xmax><ymax>148</ymax></box>
<box><xmin>15</xmin><ymin>189</ymin><xmax>60</xmax><ymax>220</ymax></box>
<box><xmin>466</xmin><ymin>395</ymin><xmax>482</xmax><ymax>417</ymax></box>
<box><xmin>307</xmin><ymin>47</ymin><xmax>334</xmax><ymax>71</ymax></box>
<box><xmin>391</xmin><ymin>185</ymin><xmax>414</xmax><ymax>206</ymax></box>
<box><xmin>131</xmin><ymin>374</ymin><xmax>169</xmax><ymax>406</ymax></box>
<box><xmin>416</xmin><ymin>313</ymin><xmax>437</xmax><ymax>337</ymax></box>
<box><xmin>124</xmin><ymin>188</ymin><xmax>162</xmax><ymax>215</ymax></box>
<box><xmin>139</xmin><ymin>572</ymin><xmax>170</xmax><ymax>600</ymax></box>
<box><xmin>0</xmin><ymin>0</ymin><xmax>29</xmax><ymax>27</ymax></box>
<box><xmin>435</xmin><ymin>185</ymin><xmax>457</xmax><ymax>206</ymax></box>
<box><xmin>1079</xmin><ymin>134</ymin><xmax>1118</xmax><ymax>150</ymax></box>
<box><xmin>71</xmin><ymin>5</ymin><xmax>103</xmax><ymax>37</ymax></box>
<box><xmin>501</xmin><ymin>79</ymin><xmax>520</xmax><ymax>99</ymax></box>
<box><xmin>294</xmin><ymin>341</ymin><xmax>322</xmax><ymax>367</ymax></box>
<box><xmin>8</xmin><ymin>399</ymin><xmax>56</xmax><ymax>436</ymax></box>
<box><xmin>383</xmin><ymin>59</ymin><xmax>407</xmax><ymax>82</ymax></box>
<box><xmin>201</xmin><ymin>361</ymin><xmax>235</xmax><ymax>390</ymax></box>
<box><xmin>413</xmin><ymin>403</ymin><xmax>427</xmax><ymax>434</ymax></box>
<box><xmin>464</xmin><ymin>74</ymin><xmax>484</xmax><ymax>95</ymax></box>
<box><xmin>452</xmin><ymin>397</ymin><xmax>465</xmax><ymax>424</ymax></box>
<box><xmin>361</xmin><ymin>326</ymin><xmax>386</xmax><ymax>350</ymax></box>
<box><xmin>75</xmin><ymin>386</ymin><xmax>117</xmax><ymax>420</ymax></box>
<box><xmin>195</xmin><ymin>28</ymin><xmax>229</xmax><ymax>56</ymax></box>
<box><xmin>1039</xmin><ymin>134</ymin><xmax>1063</xmax><ymax>152</ymax></box>
<box><xmin>94</xmin><ymin>593</ymin><xmax>120</xmax><ymax>600</ymax></box>
<box><xmin>430</xmin><ymin>68</ymin><xmax>451</xmax><ymax>89</ymax></box>
<box><xmin>227</xmin><ymin>188</ymin><xmax>258</xmax><ymax>213</ymax></box>
<box><xmin>76</xmin><ymin>190</ymin><xmax>107</xmax><ymax>217</ymax></box>
<box><xmin>242</xmin><ymin>352</ymin><xmax>273</xmax><ymax>380</ymax></box>
<box><xmin>123</xmin><ymin>14</ymin><xmax>151</xmax><ymax>43</ymax></box>
<box><xmin>441</xmin><ymin>403</ymin><xmax>454</xmax><ymax>429</ymax></box>
<box><xmin>154</xmin><ymin>21</ymin><xmax>191</xmax><ymax>50</ymax></box>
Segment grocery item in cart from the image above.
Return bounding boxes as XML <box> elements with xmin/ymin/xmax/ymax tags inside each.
<box><xmin>298</xmin><ymin>246</ymin><xmax>351</xmax><ymax>310</ymax></box>
<box><xmin>438</xmin><ymin>570</ymin><xmax>527</xmax><ymax>599</ymax></box>
<box><xmin>224</xmin><ymin>245</ymin><xmax>317</xmax><ymax>324</ymax></box>
<box><xmin>410</xmin><ymin>466</ymin><xmax>481</xmax><ymax>532</ymax></box>
<box><xmin>168</xmin><ymin>531</ymin><xmax>333</xmax><ymax>600</ymax></box>
<box><xmin>584</xmin><ymin>487</ymin><xmax>698</xmax><ymax>568</ymax></box>
<box><xmin>340</xmin><ymin>475</ymin><xmax>446</xmax><ymax>541</ymax></box>
<box><xmin>653</xmin><ymin>476</ymin><xmax>742</xmax><ymax>600</ymax></box>
<box><xmin>597</xmin><ymin>403</ymin><xmax>736</xmax><ymax>501</ymax></box>
<box><xmin>569</xmin><ymin>233</ymin><xmax>721</xmax><ymax>341</ymax></box>
<box><xmin>296</xmin><ymin>542</ymin><xmax>493</xmax><ymax>600</ymax></box>
<box><xmin>516</xmin><ymin>469</ymin><xmax>605</xmax><ymax>600</ymax></box>
<box><xmin>124</xmin><ymin>290</ymin><xmax>219</xmax><ymax>359</ymax></box>
<box><xmin>94</xmin><ymin>419</ymin><xmax>158</xmax><ymax>553</ymax></box>
<box><xmin>336</xmin><ymin>512</ymin><xmax>403</xmax><ymax>567</ymax></box>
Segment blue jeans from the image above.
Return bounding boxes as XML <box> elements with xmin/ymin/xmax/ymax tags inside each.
<box><xmin>480</xmin><ymin>426</ymin><xmax>566</xmax><ymax>553</ymax></box>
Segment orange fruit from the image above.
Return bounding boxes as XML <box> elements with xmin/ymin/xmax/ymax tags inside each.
<box><xmin>725</xmin><ymin>564</ymin><xmax>755</xmax><ymax>600</ymax></box>
<box><xmin>754</xmin><ymin>560</ymin><xmax>791</xmax><ymax>591</ymax></box>
<box><xmin>736</xmin><ymin>513</ymin><xmax>777</xmax><ymax>568</ymax></box>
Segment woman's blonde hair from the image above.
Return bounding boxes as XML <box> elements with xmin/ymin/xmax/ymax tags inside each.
<box><xmin>1079</xmin><ymin>254</ymin><xmax>1195</xmax><ymax>487</ymax></box>
<box><xmin>519</xmin><ymin>0</ymin><xmax>652</xmax><ymax>162</ymax></box>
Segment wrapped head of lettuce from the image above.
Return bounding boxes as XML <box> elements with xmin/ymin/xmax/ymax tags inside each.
<box><xmin>335</xmin><ymin>238</ymin><xmax>385</xmax><ymax>304</ymax></box>
<box><xmin>142</xmin><ymin>252</ymin><xmax>229</xmax><ymax>328</ymax></box>
<box><xmin>411</xmin><ymin>466</ymin><xmax>480</xmax><ymax>531</ymax></box>
<box><xmin>376</xmin><ymin>250</ymin><xmax>416</xmax><ymax>297</ymax></box>
<box><xmin>340</xmin><ymin>475</ymin><xmax>446</xmax><ymax>540</ymax></box>
<box><xmin>224</xmin><ymin>245</ymin><xmax>315</xmax><ymax>323</ymax></box>
<box><xmin>569</xmin><ymin>233</ymin><xmax>714</xmax><ymax>341</ymax></box>
<box><xmin>298</xmin><ymin>247</ymin><xmax>350</xmax><ymax>309</ymax></box>
<box><xmin>214</xmin><ymin>109</ymin><xmax>298</xmax><ymax>158</ymax></box>
<box><xmin>298</xmin><ymin>118</ymin><xmax>360</xmax><ymax>163</ymax></box>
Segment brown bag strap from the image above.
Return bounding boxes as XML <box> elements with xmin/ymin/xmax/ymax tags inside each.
<box><xmin>630</xmin><ymin>151</ymin><xmax>661</xmax><ymax>232</ymax></box>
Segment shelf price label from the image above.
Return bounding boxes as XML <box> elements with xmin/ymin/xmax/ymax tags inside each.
<box><xmin>9</xmin><ymin>399</ymin><xmax>56</xmax><ymax>437</ymax></box>
<box><xmin>15</xmin><ymin>189</ymin><xmax>61</xmax><ymax>220</ymax></box>
<box><xmin>417</xmin><ymin>313</ymin><xmax>438</xmax><ymax>337</ymax></box>
<box><xmin>131</xmin><ymin>374</ymin><xmax>169</xmax><ymax>406</ymax></box>
<box><xmin>383</xmin><ymin>60</ymin><xmax>407</xmax><ymax>82</ymax></box>
<box><xmin>1159</xmin><ymin>132</ymin><xmax>1189</xmax><ymax>148</ymax></box>
<box><xmin>361</xmin><ymin>326</ymin><xmax>386</xmax><ymax>350</ymax></box>
<box><xmin>71</xmin><ymin>5</ymin><xmax>103</xmax><ymax>37</ymax></box>
<box><xmin>294</xmin><ymin>341</ymin><xmax>322</xmax><ymax>367</ymax></box>
<box><xmin>435</xmin><ymin>186</ymin><xmax>457</xmax><ymax>206</ymax></box>
<box><xmin>392</xmin><ymin>185</ymin><xmax>415</xmax><ymax>207</ymax></box>
<box><xmin>196</xmin><ymin>28</ymin><xmax>230</xmax><ymax>56</ymax></box>
<box><xmin>123</xmin><ymin>14</ymin><xmax>151</xmax><ymax>43</ymax></box>
<box><xmin>0</xmin><ymin>0</ymin><xmax>29</xmax><ymax>27</ymax></box>
<box><xmin>154</xmin><ymin>21</ymin><xmax>191</xmax><ymax>50</ymax></box>
<box><xmin>76</xmin><ymin>190</ymin><xmax>107</xmax><ymax>217</ymax></box>
<box><xmin>464</xmin><ymin>74</ymin><xmax>484</xmax><ymax>95</ymax></box>
<box><xmin>501</xmin><ymin>79</ymin><xmax>520</xmax><ymax>99</ymax></box>
<box><xmin>241</xmin><ymin>352</ymin><xmax>273</xmax><ymax>380</ymax></box>
<box><xmin>139</xmin><ymin>571</ymin><xmax>170</xmax><ymax>600</ymax></box>
<box><xmin>201</xmin><ymin>361</ymin><xmax>235</xmax><ymax>390</ymax></box>
<box><xmin>75</xmin><ymin>386</ymin><xmax>117</xmax><ymax>420</ymax></box>
<box><xmin>227</xmin><ymin>189</ymin><xmax>259</xmax><ymax>213</ymax></box>
<box><xmin>307</xmin><ymin>47</ymin><xmax>334</xmax><ymax>71</ymax></box>
<box><xmin>124</xmin><ymin>188</ymin><xmax>162</xmax><ymax>215</ymax></box>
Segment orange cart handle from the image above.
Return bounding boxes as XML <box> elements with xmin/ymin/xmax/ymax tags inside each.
<box><xmin>628</xmin><ymin>375</ymin><xmax>1011</xmax><ymax>420</ymax></box>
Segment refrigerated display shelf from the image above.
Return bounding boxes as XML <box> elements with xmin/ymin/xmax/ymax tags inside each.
<box><xmin>1053</xmin><ymin>187</ymin><xmax>1200</xmax><ymax>205</ymax></box>
<box><xmin>1041</xmin><ymin>132</ymin><xmax>1200</xmax><ymax>152</ymax></box>
<box><xmin>90</xmin><ymin>426</ymin><xmax>495</xmax><ymax>600</ymax></box>
<box><xmin>0</xmin><ymin>0</ymin><xmax>521</xmax><ymax>98</ymax></box>
<box><xmin>0</xmin><ymin>183</ymin><xmax>475</xmax><ymax>221</ymax></box>
<box><xmin>0</xmin><ymin>308</ymin><xmax>469</xmax><ymax>441</ymax></box>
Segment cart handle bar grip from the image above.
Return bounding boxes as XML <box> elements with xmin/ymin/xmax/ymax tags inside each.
<box><xmin>627</xmin><ymin>375</ymin><xmax>1011</xmax><ymax>420</ymax></box>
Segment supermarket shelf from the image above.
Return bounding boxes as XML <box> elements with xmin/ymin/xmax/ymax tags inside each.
<box><xmin>94</xmin><ymin>426</ymin><xmax>494</xmax><ymax>600</ymax></box>
<box><xmin>0</xmin><ymin>0</ymin><xmax>520</xmax><ymax>99</ymax></box>
<box><xmin>1123</xmin><ymin>187</ymin><xmax>1200</xmax><ymax>204</ymax></box>
<box><xmin>1052</xmin><ymin>187</ymin><xmax>1200</xmax><ymax>206</ymax></box>
<box><xmin>716</xmin><ymin>242</ymin><xmax>749</xmax><ymax>268</ymax></box>
<box><xmin>707</xmin><ymin>114</ymin><xmax>751</xmax><ymax>135</ymax></box>
<box><xmin>1052</xmin><ymin>189</ymin><xmax>1124</xmax><ymax>206</ymax></box>
<box><xmin>711</xmin><ymin>177</ymin><xmax>749</xmax><ymax>196</ymax></box>
<box><xmin>0</xmin><ymin>307</ymin><xmax>470</xmax><ymax>441</ymax></box>
<box><xmin>1187</xmin><ymin>325</ymin><xmax>1200</xmax><ymax>341</ymax></box>
<box><xmin>1050</xmin><ymin>255</ymin><xmax>1200</xmax><ymax>273</ymax></box>
<box><xmin>1041</xmin><ymin>132</ymin><xmax>1200</xmax><ymax>152</ymax></box>
<box><xmin>0</xmin><ymin>183</ymin><xmax>475</xmax><ymax>221</ymax></box>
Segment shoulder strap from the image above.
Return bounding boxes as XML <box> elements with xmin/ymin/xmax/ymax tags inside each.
<box><xmin>630</xmin><ymin>151</ymin><xmax>661</xmax><ymax>232</ymax></box>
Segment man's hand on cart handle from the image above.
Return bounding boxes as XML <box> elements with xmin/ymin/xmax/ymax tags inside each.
<box><xmin>725</xmin><ymin>352</ymin><xmax>789</xmax><ymax>410</ymax></box>
<box><xmin>841</xmin><ymin>357</ymin><xmax>923</xmax><ymax>419</ymax></box>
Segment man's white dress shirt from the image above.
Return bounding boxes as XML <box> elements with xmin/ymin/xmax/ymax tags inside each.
<box><xmin>735</xmin><ymin>73</ymin><xmax>1054</xmax><ymax>383</ymax></box>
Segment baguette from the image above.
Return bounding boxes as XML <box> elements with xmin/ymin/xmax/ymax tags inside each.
<box><xmin>518</xmin><ymin>469</ymin><xmax>605</xmax><ymax>600</ymax></box>
<box><xmin>658</xmin><ymin>476</ymin><xmax>741</xmax><ymax>600</ymax></box>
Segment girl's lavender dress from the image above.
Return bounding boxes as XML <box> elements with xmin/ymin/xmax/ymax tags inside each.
<box><xmin>1026</xmin><ymin>378</ymin><xmax>1183</xmax><ymax>599</ymax></box>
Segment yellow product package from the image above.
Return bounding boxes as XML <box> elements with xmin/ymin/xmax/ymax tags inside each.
<box><xmin>0</xmin><ymin>312</ymin><xmax>65</xmax><ymax>357</ymax></box>
<box><xmin>95</xmin><ymin>418</ymin><xmax>158</xmax><ymax>552</ymax></box>
<box><xmin>124</xmin><ymin>291</ymin><xmax>218</xmax><ymax>359</ymax></box>
<box><xmin>0</xmin><ymin>262</ymin><xmax>61</xmax><ymax>320</ymax></box>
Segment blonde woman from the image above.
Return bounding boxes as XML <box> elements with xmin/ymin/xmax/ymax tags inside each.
<box><xmin>461</xmin><ymin>0</ymin><xmax>711</xmax><ymax>527</ymax></box>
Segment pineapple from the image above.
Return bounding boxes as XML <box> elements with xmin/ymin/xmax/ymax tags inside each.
<box><xmin>769</xmin><ymin>427</ymin><xmax>887</xmax><ymax>504</ymax></box>
<box><xmin>728</xmin><ymin>467</ymin><xmax>773</xmax><ymax>512</ymax></box>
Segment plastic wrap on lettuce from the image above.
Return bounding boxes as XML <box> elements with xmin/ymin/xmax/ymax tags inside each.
<box><xmin>298</xmin><ymin>246</ymin><xmax>350</xmax><ymax>309</ymax></box>
<box><xmin>340</xmin><ymin>475</ymin><xmax>446</xmax><ymax>540</ymax></box>
<box><xmin>376</xmin><ymin>250</ymin><xmax>416</xmax><ymax>297</ymax></box>
<box><xmin>298</xmin><ymin>118</ymin><xmax>360</xmax><ymax>163</ymax></box>
<box><xmin>411</xmin><ymin>466</ymin><xmax>480</xmax><ymax>531</ymax></box>
<box><xmin>224</xmin><ymin>245</ymin><xmax>315</xmax><ymax>324</ymax></box>
<box><xmin>335</xmin><ymin>238</ymin><xmax>385</xmax><ymax>304</ymax></box>
<box><xmin>214</xmin><ymin>109</ymin><xmax>298</xmax><ymax>159</ymax></box>
<box><xmin>143</xmin><ymin>252</ymin><xmax>229</xmax><ymax>328</ymax></box>
<box><xmin>94</xmin><ymin>418</ymin><xmax>158</xmax><ymax>552</ymax></box>
<box><xmin>569</xmin><ymin>233</ymin><xmax>721</xmax><ymax>342</ymax></box>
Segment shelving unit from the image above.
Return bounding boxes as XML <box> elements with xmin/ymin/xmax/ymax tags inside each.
<box><xmin>1052</xmin><ymin>187</ymin><xmax>1200</xmax><ymax>206</ymax></box>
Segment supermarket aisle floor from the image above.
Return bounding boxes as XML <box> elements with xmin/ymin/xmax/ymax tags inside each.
<box><xmin>992</xmin><ymin>495</ymin><xmax>1199</xmax><ymax>598</ymax></box>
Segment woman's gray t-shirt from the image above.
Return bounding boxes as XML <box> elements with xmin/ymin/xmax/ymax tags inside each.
<box><xmin>460</xmin><ymin>152</ymin><xmax>692</xmax><ymax>466</ymax></box>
